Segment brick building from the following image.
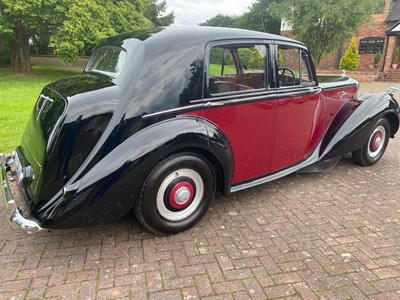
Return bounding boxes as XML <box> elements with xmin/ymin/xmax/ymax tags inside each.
<box><xmin>281</xmin><ymin>0</ymin><xmax>400</xmax><ymax>80</ymax></box>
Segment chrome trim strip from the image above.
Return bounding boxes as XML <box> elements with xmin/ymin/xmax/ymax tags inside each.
<box><xmin>211</xmin><ymin>93</ymin><xmax>277</xmax><ymax>105</ymax></box>
<box><xmin>144</xmin><ymin>84</ymin><xmax>323</xmax><ymax>120</ymax></box>
<box><xmin>0</xmin><ymin>154</ymin><xmax>42</xmax><ymax>232</ymax></box>
<box><xmin>143</xmin><ymin>92</ymin><xmax>278</xmax><ymax>119</ymax></box>
<box><xmin>143</xmin><ymin>86</ymin><xmax>322</xmax><ymax>119</ymax></box>
<box><xmin>204</xmin><ymin>90</ymin><xmax>276</xmax><ymax>102</ymax></box>
<box><xmin>231</xmin><ymin>143</ymin><xmax>321</xmax><ymax>193</ymax></box>
<box><xmin>321</xmin><ymin>83</ymin><xmax>357</xmax><ymax>91</ymax></box>
<box><xmin>36</xmin><ymin>94</ymin><xmax>54</xmax><ymax>121</ymax></box>
<box><xmin>142</xmin><ymin>103</ymin><xmax>205</xmax><ymax>119</ymax></box>
<box><xmin>276</xmin><ymin>88</ymin><xmax>321</xmax><ymax>98</ymax></box>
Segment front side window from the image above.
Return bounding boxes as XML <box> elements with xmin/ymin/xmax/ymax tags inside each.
<box><xmin>86</xmin><ymin>47</ymin><xmax>127</xmax><ymax>78</ymax></box>
<box><xmin>277</xmin><ymin>45</ymin><xmax>313</xmax><ymax>87</ymax></box>
<box><xmin>208</xmin><ymin>44</ymin><xmax>267</xmax><ymax>95</ymax></box>
<box><xmin>359</xmin><ymin>38</ymin><xmax>384</xmax><ymax>54</ymax></box>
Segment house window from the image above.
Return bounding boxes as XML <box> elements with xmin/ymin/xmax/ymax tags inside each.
<box><xmin>359</xmin><ymin>38</ymin><xmax>385</xmax><ymax>54</ymax></box>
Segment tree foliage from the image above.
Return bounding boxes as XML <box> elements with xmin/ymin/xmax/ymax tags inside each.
<box><xmin>339</xmin><ymin>38</ymin><xmax>360</xmax><ymax>70</ymax></box>
<box><xmin>145</xmin><ymin>0</ymin><xmax>175</xmax><ymax>26</ymax></box>
<box><xmin>271</xmin><ymin>0</ymin><xmax>380</xmax><ymax>67</ymax></box>
<box><xmin>200</xmin><ymin>14</ymin><xmax>240</xmax><ymax>28</ymax></box>
<box><xmin>50</xmin><ymin>0</ymin><xmax>152</xmax><ymax>63</ymax></box>
<box><xmin>0</xmin><ymin>0</ymin><xmax>174</xmax><ymax>72</ymax></box>
<box><xmin>201</xmin><ymin>1</ymin><xmax>281</xmax><ymax>34</ymax></box>
<box><xmin>238</xmin><ymin>0</ymin><xmax>281</xmax><ymax>34</ymax></box>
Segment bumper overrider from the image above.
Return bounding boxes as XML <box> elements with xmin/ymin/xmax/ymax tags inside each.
<box><xmin>0</xmin><ymin>153</ymin><xmax>42</xmax><ymax>232</ymax></box>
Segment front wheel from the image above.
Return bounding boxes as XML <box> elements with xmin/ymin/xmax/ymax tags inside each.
<box><xmin>352</xmin><ymin>118</ymin><xmax>390</xmax><ymax>166</ymax></box>
<box><xmin>135</xmin><ymin>153</ymin><xmax>216</xmax><ymax>235</ymax></box>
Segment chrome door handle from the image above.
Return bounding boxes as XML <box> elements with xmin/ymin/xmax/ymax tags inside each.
<box><xmin>206</xmin><ymin>101</ymin><xmax>224</xmax><ymax>107</ymax></box>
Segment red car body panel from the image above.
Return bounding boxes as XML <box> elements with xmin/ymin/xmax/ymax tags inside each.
<box><xmin>187</xmin><ymin>85</ymin><xmax>358</xmax><ymax>184</ymax></box>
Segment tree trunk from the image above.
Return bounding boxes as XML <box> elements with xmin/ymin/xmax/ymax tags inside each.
<box><xmin>11</xmin><ymin>20</ymin><xmax>32</xmax><ymax>73</ymax></box>
<box><xmin>335</xmin><ymin>35</ymin><xmax>346</xmax><ymax>69</ymax></box>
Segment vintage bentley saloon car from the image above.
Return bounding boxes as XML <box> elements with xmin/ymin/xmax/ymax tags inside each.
<box><xmin>1</xmin><ymin>27</ymin><xmax>399</xmax><ymax>235</ymax></box>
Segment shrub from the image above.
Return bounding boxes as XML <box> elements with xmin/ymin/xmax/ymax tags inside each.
<box><xmin>278</xmin><ymin>49</ymin><xmax>284</xmax><ymax>67</ymax></box>
<box><xmin>339</xmin><ymin>38</ymin><xmax>360</xmax><ymax>71</ymax></box>
<box><xmin>394</xmin><ymin>47</ymin><xmax>400</xmax><ymax>64</ymax></box>
<box><xmin>248</xmin><ymin>48</ymin><xmax>264</xmax><ymax>70</ymax></box>
<box><xmin>374</xmin><ymin>52</ymin><xmax>381</xmax><ymax>65</ymax></box>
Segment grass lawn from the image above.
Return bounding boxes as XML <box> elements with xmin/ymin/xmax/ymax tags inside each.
<box><xmin>0</xmin><ymin>66</ymin><xmax>80</xmax><ymax>153</ymax></box>
<box><xmin>209</xmin><ymin>64</ymin><xmax>237</xmax><ymax>76</ymax></box>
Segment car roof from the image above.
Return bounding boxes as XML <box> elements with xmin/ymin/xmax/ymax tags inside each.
<box><xmin>98</xmin><ymin>26</ymin><xmax>305</xmax><ymax>49</ymax></box>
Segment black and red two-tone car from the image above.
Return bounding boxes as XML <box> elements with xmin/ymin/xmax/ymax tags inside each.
<box><xmin>1</xmin><ymin>27</ymin><xmax>399</xmax><ymax>235</ymax></box>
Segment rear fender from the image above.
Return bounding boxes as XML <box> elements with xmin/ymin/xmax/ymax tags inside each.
<box><xmin>39</xmin><ymin>116</ymin><xmax>234</xmax><ymax>228</ymax></box>
<box><xmin>320</xmin><ymin>92</ymin><xmax>400</xmax><ymax>160</ymax></box>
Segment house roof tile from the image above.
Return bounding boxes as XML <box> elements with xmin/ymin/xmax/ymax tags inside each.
<box><xmin>386</xmin><ymin>0</ymin><xmax>400</xmax><ymax>22</ymax></box>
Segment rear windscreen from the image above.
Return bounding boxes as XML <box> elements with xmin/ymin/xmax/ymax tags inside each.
<box><xmin>86</xmin><ymin>47</ymin><xmax>127</xmax><ymax>78</ymax></box>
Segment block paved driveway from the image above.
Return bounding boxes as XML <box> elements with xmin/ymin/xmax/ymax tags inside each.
<box><xmin>1</xmin><ymin>83</ymin><xmax>400</xmax><ymax>299</ymax></box>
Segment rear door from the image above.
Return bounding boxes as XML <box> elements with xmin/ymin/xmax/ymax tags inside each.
<box><xmin>271</xmin><ymin>43</ymin><xmax>325</xmax><ymax>172</ymax></box>
<box><xmin>200</xmin><ymin>41</ymin><xmax>277</xmax><ymax>184</ymax></box>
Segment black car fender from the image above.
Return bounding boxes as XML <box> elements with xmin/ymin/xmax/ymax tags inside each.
<box><xmin>320</xmin><ymin>92</ymin><xmax>399</xmax><ymax>160</ymax></box>
<box><xmin>41</xmin><ymin>116</ymin><xmax>234</xmax><ymax>228</ymax></box>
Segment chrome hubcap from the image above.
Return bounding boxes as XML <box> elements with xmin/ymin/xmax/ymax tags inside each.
<box><xmin>174</xmin><ymin>187</ymin><xmax>191</xmax><ymax>204</ymax></box>
<box><xmin>368</xmin><ymin>126</ymin><xmax>386</xmax><ymax>158</ymax></box>
<box><xmin>157</xmin><ymin>169</ymin><xmax>204</xmax><ymax>221</ymax></box>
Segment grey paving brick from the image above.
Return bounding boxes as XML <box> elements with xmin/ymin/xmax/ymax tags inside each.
<box><xmin>1</xmin><ymin>82</ymin><xmax>399</xmax><ymax>299</ymax></box>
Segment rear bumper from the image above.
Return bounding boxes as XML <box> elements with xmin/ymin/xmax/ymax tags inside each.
<box><xmin>0</xmin><ymin>153</ymin><xmax>42</xmax><ymax>232</ymax></box>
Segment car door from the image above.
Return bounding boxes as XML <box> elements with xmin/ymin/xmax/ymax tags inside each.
<box><xmin>199</xmin><ymin>41</ymin><xmax>277</xmax><ymax>184</ymax></box>
<box><xmin>271</xmin><ymin>43</ymin><xmax>325</xmax><ymax>172</ymax></box>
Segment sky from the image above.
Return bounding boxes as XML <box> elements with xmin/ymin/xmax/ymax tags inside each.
<box><xmin>165</xmin><ymin>0</ymin><xmax>256</xmax><ymax>26</ymax></box>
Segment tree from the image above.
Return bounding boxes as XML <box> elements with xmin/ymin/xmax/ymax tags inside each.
<box><xmin>271</xmin><ymin>0</ymin><xmax>380</xmax><ymax>67</ymax></box>
<box><xmin>0</xmin><ymin>0</ymin><xmax>159</xmax><ymax>73</ymax></box>
<box><xmin>145</xmin><ymin>0</ymin><xmax>174</xmax><ymax>27</ymax></box>
<box><xmin>200</xmin><ymin>14</ymin><xmax>240</xmax><ymax>28</ymax></box>
<box><xmin>200</xmin><ymin>1</ymin><xmax>281</xmax><ymax>34</ymax></box>
<box><xmin>238</xmin><ymin>0</ymin><xmax>281</xmax><ymax>34</ymax></box>
<box><xmin>339</xmin><ymin>38</ymin><xmax>360</xmax><ymax>70</ymax></box>
<box><xmin>0</xmin><ymin>0</ymin><xmax>54</xmax><ymax>72</ymax></box>
<box><xmin>50</xmin><ymin>0</ymin><xmax>152</xmax><ymax>63</ymax></box>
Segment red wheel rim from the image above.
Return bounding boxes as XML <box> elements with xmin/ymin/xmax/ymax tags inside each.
<box><xmin>157</xmin><ymin>168</ymin><xmax>204</xmax><ymax>221</ymax></box>
<box><xmin>169</xmin><ymin>182</ymin><xmax>195</xmax><ymax>209</ymax></box>
<box><xmin>370</xmin><ymin>132</ymin><xmax>383</xmax><ymax>152</ymax></box>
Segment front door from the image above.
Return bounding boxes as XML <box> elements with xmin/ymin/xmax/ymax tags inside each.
<box><xmin>271</xmin><ymin>43</ymin><xmax>324</xmax><ymax>172</ymax></box>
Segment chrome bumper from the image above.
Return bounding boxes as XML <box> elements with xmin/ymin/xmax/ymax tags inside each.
<box><xmin>0</xmin><ymin>153</ymin><xmax>42</xmax><ymax>232</ymax></box>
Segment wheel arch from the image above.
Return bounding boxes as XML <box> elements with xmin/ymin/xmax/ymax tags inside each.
<box><xmin>386</xmin><ymin>112</ymin><xmax>400</xmax><ymax>138</ymax></box>
<box><xmin>320</xmin><ymin>92</ymin><xmax>399</xmax><ymax>160</ymax></box>
<box><xmin>168</xmin><ymin>146</ymin><xmax>228</xmax><ymax>196</ymax></box>
<box><xmin>49</xmin><ymin>116</ymin><xmax>234</xmax><ymax>228</ymax></box>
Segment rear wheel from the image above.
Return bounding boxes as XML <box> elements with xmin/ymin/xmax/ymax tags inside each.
<box><xmin>135</xmin><ymin>153</ymin><xmax>216</xmax><ymax>235</ymax></box>
<box><xmin>352</xmin><ymin>118</ymin><xmax>390</xmax><ymax>166</ymax></box>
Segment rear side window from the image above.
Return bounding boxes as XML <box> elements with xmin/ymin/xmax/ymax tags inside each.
<box><xmin>277</xmin><ymin>46</ymin><xmax>313</xmax><ymax>87</ymax></box>
<box><xmin>86</xmin><ymin>47</ymin><xmax>127</xmax><ymax>78</ymax></box>
<box><xmin>208</xmin><ymin>44</ymin><xmax>267</xmax><ymax>95</ymax></box>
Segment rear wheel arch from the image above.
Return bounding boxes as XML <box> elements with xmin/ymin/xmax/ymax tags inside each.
<box><xmin>169</xmin><ymin>147</ymin><xmax>228</xmax><ymax>195</ymax></box>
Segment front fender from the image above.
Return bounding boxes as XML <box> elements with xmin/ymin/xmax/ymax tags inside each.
<box><xmin>320</xmin><ymin>92</ymin><xmax>400</xmax><ymax>160</ymax></box>
<box><xmin>39</xmin><ymin>116</ymin><xmax>234</xmax><ymax>228</ymax></box>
